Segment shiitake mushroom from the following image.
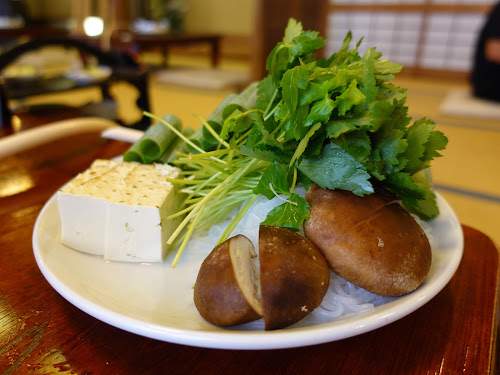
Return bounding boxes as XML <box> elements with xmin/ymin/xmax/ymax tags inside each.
<box><xmin>193</xmin><ymin>226</ymin><xmax>330</xmax><ymax>329</ymax></box>
<box><xmin>193</xmin><ymin>235</ymin><xmax>263</xmax><ymax>327</ymax></box>
<box><xmin>303</xmin><ymin>184</ymin><xmax>432</xmax><ymax>297</ymax></box>
<box><xmin>259</xmin><ymin>225</ymin><xmax>330</xmax><ymax>330</ymax></box>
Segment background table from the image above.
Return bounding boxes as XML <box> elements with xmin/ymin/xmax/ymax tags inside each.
<box><xmin>111</xmin><ymin>31</ymin><xmax>222</xmax><ymax>67</ymax></box>
<box><xmin>0</xmin><ymin>128</ymin><xmax>498</xmax><ymax>374</ymax></box>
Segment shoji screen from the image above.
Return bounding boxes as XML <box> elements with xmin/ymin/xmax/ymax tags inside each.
<box><xmin>326</xmin><ymin>0</ymin><xmax>495</xmax><ymax>78</ymax></box>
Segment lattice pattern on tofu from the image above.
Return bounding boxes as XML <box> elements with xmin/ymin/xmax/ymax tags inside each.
<box><xmin>60</xmin><ymin>159</ymin><xmax>180</xmax><ymax>206</ymax></box>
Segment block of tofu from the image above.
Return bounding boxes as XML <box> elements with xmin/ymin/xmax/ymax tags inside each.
<box><xmin>57</xmin><ymin>159</ymin><xmax>120</xmax><ymax>255</ymax></box>
<box><xmin>56</xmin><ymin>159</ymin><xmax>183</xmax><ymax>262</ymax></box>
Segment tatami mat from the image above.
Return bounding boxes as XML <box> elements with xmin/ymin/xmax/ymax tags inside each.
<box><xmin>430</xmin><ymin>124</ymin><xmax>500</xmax><ymax>198</ymax></box>
<box><xmin>148</xmin><ymin>79</ymin><xmax>235</xmax><ymax>128</ymax></box>
<box><xmin>154</xmin><ymin>67</ymin><xmax>250</xmax><ymax>90</ymax></box>
<box><xmin>440</xmin><ymin>88</ymin><xmax>500</xmax><ymax>120</ymax></box>
<box><xmin>436</xmin><ymin>189</ymin><xmax>500</xmax><ymax>247</ymax></box>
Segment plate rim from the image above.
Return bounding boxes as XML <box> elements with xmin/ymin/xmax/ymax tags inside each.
<box><xmin>32</xmin><ymin>190</ymin><xmax>464</xmax><ymax>350</ymax></box>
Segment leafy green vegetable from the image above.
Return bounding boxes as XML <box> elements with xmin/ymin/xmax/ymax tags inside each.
<box><xmin>298</xmin><ymin>142</ymin><xmax>373</xmax><ymax>196</ymax></box>
<box><xmin>406</xmin><ymin>169</ymin><xmax>440</xmax><ymax>220</ymax></box>
<box><xmin>157</xmin><ymin>18</ymin><xmax>447</xmax><ymax>266</ymax></box>
<box><xmin>266</xmin><ymin>18</ymin><xmax>325</xmax><ymax>86</ymax></box>
<box><xmin>261</xmin><ymin>193</ymin><xmax>310</xmax><ymax>232</ymax></box>
<box><xmin>252</xmin><ymin>160</ymin><xmax>290</xmax><ymax>199</ymax></box>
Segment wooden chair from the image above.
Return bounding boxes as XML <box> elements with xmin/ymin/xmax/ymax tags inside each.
<box><xmin>0</xmin><ymin>36</ymin><xmax>151</xmax><ymax>131</ymax></box>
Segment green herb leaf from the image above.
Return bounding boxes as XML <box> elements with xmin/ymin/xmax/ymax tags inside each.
<box><xmin>402</xmin><ymin>117</ymin><xmax>445</xmax><ymax>174</ymax></box>
<box><xmin>290</xmin><ymin>30</ymin><xmax>325</xmax><ymax>57</ymax></box>
<box><xmin>384</xmin><ymin>171</ymin><xmax>426</xmax><ymax>207</ymax></box>
<box><xmin>281</xmin><ymin>103</ymin><xmax>310</xmax><ymax>141</ymax></box>
<box><xmin>371</xmin><ymin>117</ymin><xmax>408</xmax><ymax>168</ymax></box>
<box><xmin>266</xmin><ymin>19</ymin><xmax>324</xmax><ymax>86</ymax></box>
<box><xmin>267</xmin><ymin>45</ymin><xmax>291</xmax><ymax>86</ymax></box>
<box><xmin>298</xmin><ymin>77</ymin><xmax>336</xmax><ymax>107</ymax></box>
<box><xmin>334</xmin><ymin>129</ymin><xmax>372</xmax><ymax>163</ymax></box>
<box><xmin>289</xmin><ymin>122</ymin><xmax>323</xmax><ymax>166</ymax></box>
<box><xmin>201</xmin><ymin>120</ymin><xmax>222</xmax><ymax>151</ymax></box>
<box><xmin>334</xmin><ymin>80</ymin><xmax>366</xmax><ymax>116</ymax></box>
<box><xmin>298</xmin><ymin>142</ymin><xmax>374</xmax><ymax>196</ymax></box>
<box><xmin>360</xmin><ymin>47</ymin><xmax>379</xmax><ymax>107</ymax></box>
<box><xmin>305</xmin><ymin>94</ymin><xmax>336</xmax><ymax>126</ymax></box>
<box><xmin>220</xmin><ymin>109</ymin><xmax>253</xmax><ymax>140</ymax></box>
<box><xmin>261</xmin><ymin>194</ymin><xmax>310</xmax><ymax>231</ymax></box>
<box><xmin>283</xmin><ymin>18</ymin><xmax>303</xmax><ymax>43</ymax></box>
<box><xmin>253</xmin><ymin>161</ymin><xmax>290</xmax><ymax>199</ymax></box>
<box><xmin>374</xmin><ymin>59</ymin><xmax>403</xmax><ymax>79</ymax></box>
<box><xmin>423</xmin><ymin>130</ymin><xmax>448</xmax><ymax>165</ymax></box>
<box><xmin>280</xmin><ymin>64</ymin><xmax>310</xmax><ymax>115</ymax></box>
<box><xmin>245</xmin><ymin>112</ymin><xmax>283</xmax><ymax>151</ymax></box>
<box><xmin>326</xmin><ymin>118</ymin><xmax>361</xmax><ymax>138</ymax></box>
<box><xmin>257</xmin><ymin>75</ymin><xmax>278</xmax><ymax>112</ymax></box>
<box><xmin>404</xmin><ymin>169</ymin><xmax>440</xmax><ymax>220</ymax></box>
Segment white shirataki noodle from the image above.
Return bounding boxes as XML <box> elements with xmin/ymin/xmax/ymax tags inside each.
<box><xmin>188</xmin><ymin>186</ymin><xmax>434</xmax><ymax>325</ymax></box>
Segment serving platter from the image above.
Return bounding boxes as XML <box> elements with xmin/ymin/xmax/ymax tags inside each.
<box><xmin>32</xmin><ymin>190</ymin><xmax>463</xmax><ymax>350</ymax></box>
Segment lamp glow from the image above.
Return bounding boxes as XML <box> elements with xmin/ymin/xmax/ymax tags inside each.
<box><xmin>83</xmin><ymin>16</ymin><xmax>104</xmax><ymax>37</ymax></box>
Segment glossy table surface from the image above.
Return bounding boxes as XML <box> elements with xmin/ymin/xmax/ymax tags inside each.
<box><xmin>0</xmin><ymin>126</ymin><xmax>498</xmax><ymax>374</ymax></box>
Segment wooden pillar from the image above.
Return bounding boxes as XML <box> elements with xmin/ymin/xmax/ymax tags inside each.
<box><xmin>71</xmin><ymin>0</ymin><xmax>131</xmax><ymax>50</ymax></box>
<box><xmin>71</xmin><ymin>0</ymin><xmax>91</xmax><ymax>36</ymax></box>
<box><xmin>101</xmin><ymin>0</ymin><xmax>131</xmax><ymax>50</ymax></box>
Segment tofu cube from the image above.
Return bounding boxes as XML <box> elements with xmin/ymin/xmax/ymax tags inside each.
<box><xmin>57</xmin><ymin>194</ymin><xmax>108</xmax><ymax>255</ymax></box>
<box><xmin>56</xmin><ymin>159</ymin><xmax>182</xmax><ymax>262</ymax></box>
<box><xmin>57</xmin><ymin>159</ymin><xmax>121</xmax><ymax>255</ymax></box>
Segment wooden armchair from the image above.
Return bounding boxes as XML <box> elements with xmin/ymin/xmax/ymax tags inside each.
<box><xmin>0</xmin><ymin>36</ymin><xmax>151</xmax><ymax>131</ymax></box>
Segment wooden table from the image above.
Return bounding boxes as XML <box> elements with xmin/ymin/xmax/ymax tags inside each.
<box><xmin>0</xmin><ymin>26</ymin><xmax>69</xmax><ymax>43</ymax></box>
<box><xmin>113</xmin><ymin>31</ymin><xmax>223</xmax><ymax>67</ymax></box>
<box><xmin>0</xmin><ymin>127</ymin><xmax>498</xmax><ymax>374</ymax></box>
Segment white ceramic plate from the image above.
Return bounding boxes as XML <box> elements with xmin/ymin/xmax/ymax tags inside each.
<box><xmin>32</xmin><ymin>191</ymin><xmax>463</xmax><ymax>350</ymax></box>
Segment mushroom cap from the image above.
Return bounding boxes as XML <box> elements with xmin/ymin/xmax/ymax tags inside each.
<box><xmin>304</xmin><ymin>184</ymin><xmax>431</xmax><ymax>296</ymax></box>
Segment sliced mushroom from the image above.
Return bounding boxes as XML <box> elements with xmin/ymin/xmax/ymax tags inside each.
<box><xmin>193</xmin><ymin>235</ymin><xmax>262</xmax><ymax>326</ymax></box>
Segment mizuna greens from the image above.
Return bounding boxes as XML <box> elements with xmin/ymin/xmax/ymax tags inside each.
<box><xmin>152</xmin><ymin>19</ymin><xmax>447</xmax><ymax>266</ymax></box>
